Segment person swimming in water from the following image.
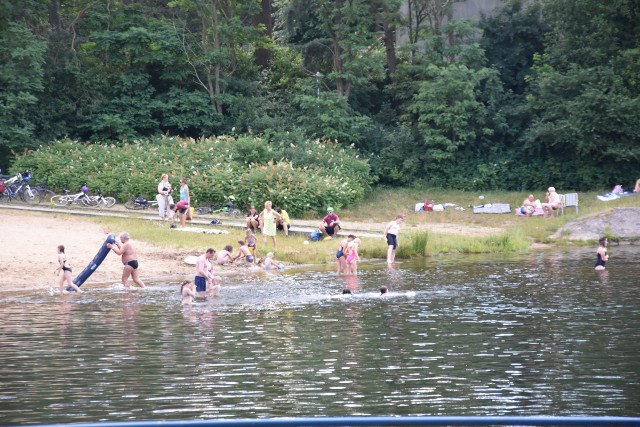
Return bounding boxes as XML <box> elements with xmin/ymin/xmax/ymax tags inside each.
<box><xmin>180</xmin><ymin>280</ymin><xmax>196</xmax><ymax>304</ymax></box>
<box><xmin>380</xmin><ymin>286</ymin><xmax>388</xmax><ymax>296</ymax></box>
<box><xmin>595</xmin><ymin>237</ymin><xmax>608</xmax><ymax>271</ymax></box>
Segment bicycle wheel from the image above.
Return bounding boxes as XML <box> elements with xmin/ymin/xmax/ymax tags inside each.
<box><xmin>20</xmin><ymin>188</ymin><xmax>43</xmax><ymax>205</ymax></box>
<box><xmin>124</xmin><ymin>200</ymin><xmax>144</xmax><ymax>210</ymax></box>
<box><xmin>102</xmin><ymin>197</ymin><xmax>117</xmax><ymax>208</ymax></box>
<box><xmin>51</xmin><ymin>195</ymin><xmax>70</xmax><ymax>207</ymax></box>
<box><xmin>194</xmin><ymin>206</ymin><xmax>211</xmax><ymax>215</ymax></box>
<box><xmin>82</xmin><ymin>196</ymin><xmax>98</xmax><ymax>207</ymax></box>
<box><xmin>35</xmin><ymin>188</ymin><xmax>56</xmax><ymax>203</ymax></box>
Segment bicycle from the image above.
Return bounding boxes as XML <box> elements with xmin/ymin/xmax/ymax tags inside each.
<box><xmin>194</xmin><ymin>200</ymin><xmax>243</xmax><ymax>217</ymax></box>
<box><xmin>0</xmin><ymin>171</ymin><xmax>43</xmax><ymax>205</ymax></box>
<box><xmin>51</xmin><ymin>188</ymin><xmax>91</xmax><ymax>207</ymax></box>
<box><xmin>82</xmin><ymin>189</ymin><xmax>117</xmax><ymax>208</ymax></box>
<box><xmin>124</xmin><ymin>196</ymin><xmax>159</xmax><ymax>210</ymax></box>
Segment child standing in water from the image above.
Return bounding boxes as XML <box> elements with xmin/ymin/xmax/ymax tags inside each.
<box><xmin>345</xmin><ymin>238</ymin><xmax>361</xmax><ymax>275</ymax></box>
<box><xmin>180</xmin><ymin>280</ymin><xmax>196</xmax><ymax>304</ymax></box>
<box><xmin>54</xmin><ymin>245</ymin><xmax>83</xmax><ymax>294</ymax></box>
<box><xmin>595</xmin><ymin>237</ymin><xmax>608</xmax><ymax>271</ymax></box>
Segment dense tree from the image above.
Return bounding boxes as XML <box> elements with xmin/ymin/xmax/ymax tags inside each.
<box><xmin>0</xmin><ymin>22</ymin><xmax>46</xmax><ymax>169</ymax></box>
<box><xmin>1</xmin><ymin>0</ymin><xmax>638</xmax><ymax>192</ymax></box>
<box><xmin>521</xmin><ymin>0</ymin><xmax>640</xmax><ymax>188</ymax></box>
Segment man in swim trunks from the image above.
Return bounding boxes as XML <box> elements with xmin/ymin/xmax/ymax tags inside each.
<box><xmin>107</xmin><ymin>232</ymin><xmax>145</xmax><ymax>288</ymax></box>
<box><xmin>320</xmin><ymin>207</ymin><xmax>340</xmax><ymax>239</ymax></box>
<box><xmin>384</xmin><ymin>214</ymin><xmax>405</xmax><ymax>264</ymax></box>
<box><xmin>195</xmin><ymin>248</ymin><xmax>217</xmax><ymax>298</ymax></box>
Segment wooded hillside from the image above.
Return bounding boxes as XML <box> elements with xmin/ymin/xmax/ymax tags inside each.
<box><xmin>1</xmin><ymin>0</ymin><xmax>638</xmax><ymax>190</ymax></box>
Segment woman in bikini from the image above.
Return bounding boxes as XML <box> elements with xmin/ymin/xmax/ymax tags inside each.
<box><xmin>54</xmin><ymin>245</ymin><xmax>83</xmax><ymax>294</ymax></box>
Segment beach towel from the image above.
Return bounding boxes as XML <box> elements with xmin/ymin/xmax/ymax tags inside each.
<box><xmin>473</xmin><ymin>203</ymin><xmax>511</xmax><ymax>214</ymax></box>
<box><xmin>515</xmin><ymin>207</ymin><xmax>545</xmax><ymax>217</ymax></box>
<box><xmin>597</xmin><ymin>191</ymin><xmax>635</xmax><ymax>201</ymax></box>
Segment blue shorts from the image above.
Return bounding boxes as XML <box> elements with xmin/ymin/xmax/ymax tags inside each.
<box><xmin>336</xmin><ymin>249</ymin><xmax>344</xmax><ymax>259</ymax></box>
<box><xmin>386</xmin><ymin>233</ymin><xmax>398</xmax><ymax>249</ymax></box>
<box><xmin>246</xmin><ymin>255</ymin><xmax>254</xmax><ymax>263</ymax></box>
<box><xmin>195</xmin><ymin>276</ymin><xmax>207</xmax><ymax>292</ymax></box>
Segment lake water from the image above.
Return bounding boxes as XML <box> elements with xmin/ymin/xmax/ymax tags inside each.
<box><xmin>1</xmin><ymin>246</ymin><xmax>640</xmax><ymax>425</ymax></box>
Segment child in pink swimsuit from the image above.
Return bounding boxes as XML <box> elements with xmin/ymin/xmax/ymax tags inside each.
<box><xmin>345</xmin><ymin>238</ymin><xmax>361</xmax><ymax>275</ymax></box>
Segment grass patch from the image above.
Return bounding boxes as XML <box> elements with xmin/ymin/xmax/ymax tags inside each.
<box><xmin>87</xmin><ymin>186</ymin><xmax>639</xmax><ymax>264</ymax></box>
<box><xmin>96</xmin><ymin>216</ymin><xmax>344</xmax><ymax>265</ymax></box>
<box><xmin>359</xmin><ymin>229</ymin><xmax>529</xmax><ymax>259</ymax></box>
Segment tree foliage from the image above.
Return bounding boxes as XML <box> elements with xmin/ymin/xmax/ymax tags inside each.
<box><xmin>1</xmin><ymin>0</ymin><xmax>639</xmax><ymax>191</ymax></box>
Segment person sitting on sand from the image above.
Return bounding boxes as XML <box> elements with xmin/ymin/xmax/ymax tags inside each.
<box><xmin>180</xmin><ymin>280</ymin><xmax>196</xmax><ymax>304</ymax></box>
<box><xmin>233</xmin><ymin>240</ymin><xmax>254</xmax><ymax>264</ymax></box>
<box><xmin>244</xmin><ymin>228</ymin><xmax>257</xmax><ymax>263</ymax></box>
<box><xmin>216</xmin><ymin>245</ymin><xmax>234</xmax><ymax>266</ymax></box>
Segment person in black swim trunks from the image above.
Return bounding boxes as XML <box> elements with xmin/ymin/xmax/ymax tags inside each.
<box><xmin>107</xmin><ymin>232</ymin><xmax>146</xmax><ymax>288</ymax></box>
<box><xmin>55</xmin><ymin>245</ymin><xmax>83</xmax><ymax>294</ymax></box>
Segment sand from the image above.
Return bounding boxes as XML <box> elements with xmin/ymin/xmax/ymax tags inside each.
<box><xmin>0</xmin><ymin>210</ymin><xmax>195</xmax><ymax>293</ymax></box>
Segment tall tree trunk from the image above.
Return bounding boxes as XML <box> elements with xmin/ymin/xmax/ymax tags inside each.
<box><xmin>48</xmin><ymin>0</ymin><xmax>61</xmax><ymax>28</ymax></box>
<box><xmin>383</xmin><ymin>20</ymin><xmax>397</xmax><ymax>75</ymax></box>
<box><xmin>253</xmin><ymin>0</ymin><xmax>272</xmax><ymax>70</ymax></box>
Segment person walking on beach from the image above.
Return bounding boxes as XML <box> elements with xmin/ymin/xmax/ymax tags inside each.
<box><xmin>54</xmin><ymin>245</ymin><xmax>83</xmax><ymax>294</ymax></box>
<box><xmin>384</xmin><ymin>215</ymin><xmax>405</xmax><ymax>264</ymax></box>
<box><xmin>107</xmin><ymin>232</ymin><xmax>146</xmax><ymax>289</ymax></box>
<box><xmin>156</xmin><ymin>173</ymin><xmax>174</xmax><ymax>220</ymax></box>
<box><xmin>595</xmin><ymin>237</ymin><xmax>608</xmax><ymax>271</ymax></box>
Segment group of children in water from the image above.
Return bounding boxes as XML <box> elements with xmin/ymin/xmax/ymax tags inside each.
<box><xmin>178</xmin><ymin>227</ymin><xmax>291</xmax><ymax>304</ymax></box>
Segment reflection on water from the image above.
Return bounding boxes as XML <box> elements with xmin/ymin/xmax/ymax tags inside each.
<box><xmin>1</xmin><ymin>246</ymin><xmax>640</xmax><ymax>425</ymax></box>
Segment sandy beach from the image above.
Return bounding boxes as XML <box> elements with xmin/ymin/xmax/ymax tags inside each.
<box><xmin>0</xmin><ymin>210</ymin><xmax>195</xmax><ymax>293</ymax></box>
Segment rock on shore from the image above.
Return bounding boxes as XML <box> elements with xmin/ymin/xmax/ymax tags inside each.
<box><xmin>553</xmin><ymin>208</ymin><xmax>640</xmax><ymax>241</ymax></box>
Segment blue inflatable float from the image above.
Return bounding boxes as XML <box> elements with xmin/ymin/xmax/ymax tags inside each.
<box><xmin>68</xmin><ymin>234</ymin><xmax>116</xmax><ymax>290</ymax></box>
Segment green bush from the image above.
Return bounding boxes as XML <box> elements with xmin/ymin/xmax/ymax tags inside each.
<box><xmin>11</xmin><ymin>135</ymin><xmax>372</xmax><ymax>216</ymax></box>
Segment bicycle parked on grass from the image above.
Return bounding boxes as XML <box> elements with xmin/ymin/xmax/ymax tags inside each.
<box><xmin>194</xmin><ymin>200</ymin><xmax>243</xmax><ymax>217</ymax></box>
<box><xmin>50</xmin><ymin>187</ymin><xmax>91</xmax><ymax>207</ymax></box>
<box><xmin>0</xmin><ymin>170</ymin><xmax>43</xmax><ymax>205</ymax></box>
<box><xmin>82</xmin><ymin>189</ymin><xmax>117</xmax><ymax>208</ymax></box>
<box><xmin>124</xmin><ymin>196</ymin><xmax>159</xmax><ymax>210</ymax></box>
